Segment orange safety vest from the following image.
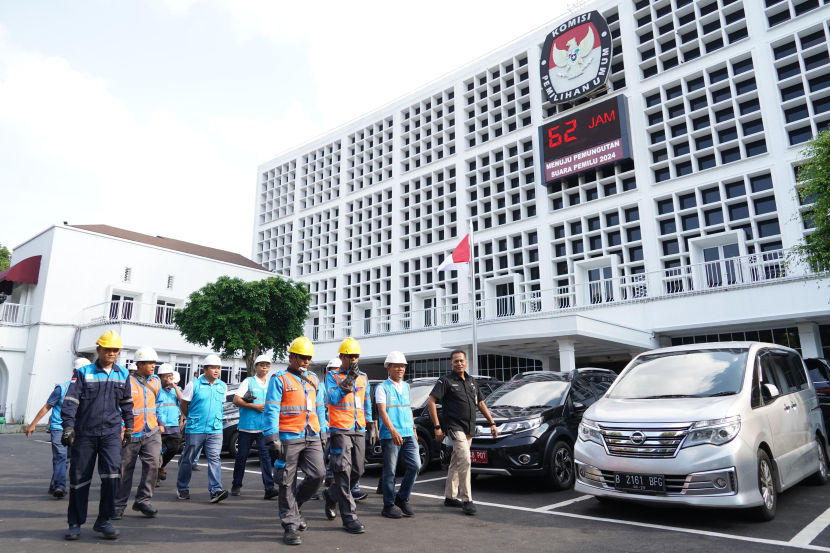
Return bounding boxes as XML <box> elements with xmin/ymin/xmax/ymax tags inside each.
<box><xmin>129</xmin><ymin>374</ymin><xmax>160</xmax><ymax>435</ymax></box>
<box><xmin>278</xmin><ymin>371</ymin><xmax>321</xmax><ymax>434</ymax></box>
<box><xmin>329</xmin><ymin>372</ymin><xmax>368</xmax><ymax>430</ymax></box>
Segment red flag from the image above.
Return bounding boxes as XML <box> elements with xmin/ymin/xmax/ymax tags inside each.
<box><xmin>437</xmin><ymin>235</ymin><xmax>470</xmax><ymax>271</ymax></box>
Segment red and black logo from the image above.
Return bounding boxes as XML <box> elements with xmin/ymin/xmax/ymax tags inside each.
<box><xmin>540</xmin><ymin>11</ymin><xmax>613</xmax><ymax>105</ymax></box>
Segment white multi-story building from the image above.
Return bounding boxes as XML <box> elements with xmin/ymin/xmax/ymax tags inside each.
<box><xmin>253</xmin><ymin>0</ymin><xmax>830</xmax><ymax>380</ymax></box>
<box><xmin>0</xmin><ymin>224</ymin><xmax>280</xmax><ymax>425</ymax></box>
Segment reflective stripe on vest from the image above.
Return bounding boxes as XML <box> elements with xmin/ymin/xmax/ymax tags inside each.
<box><xmin>378</xmin><ymin>380</ymin><xmax>414</xmax><ymax>440</ymax></box>
<box><xmin>329</xmin><ymin>372</ymin><xmax>367</xmax><ymax>430</ymax></box>
<box><xmin>278</xmin><ymin>372</ymin><xmax>320</xmax><ymax>434</ymax></box>
<box><xmin>129</xmin><ymin>375</ymin><xmax>160</xmax><ymax>435</ymax></box>
<box><xmin>238</xmin><ymin>376</ymin><xmax>268</xmax><ymax>431</ymax></box>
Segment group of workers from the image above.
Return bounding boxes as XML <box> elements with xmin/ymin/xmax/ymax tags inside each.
<box><xmin>27</xmin><ymin>329</ymin><xmax>499</xmax><ymax>546</ymax></box>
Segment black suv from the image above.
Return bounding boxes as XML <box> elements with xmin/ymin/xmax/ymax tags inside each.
<box><xmin>806</xmin><ymin>358</ymin><xmax>830</xmax><ymax>427</ymax></box>
<box><xmin>365</xmin><ymin>376</ymin><xmax>504</xmax><ymax>472</ymax></box>
<box><xmin>466</xmin><ymin>369</ymin><xmax>616</xmax><ymax>490</ymax></box>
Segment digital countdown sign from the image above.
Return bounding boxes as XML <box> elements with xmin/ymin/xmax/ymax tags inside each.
<box><xmin>538</xmin><ymin>95</ymin><xmax>631</xmax><ymax>183</ymax></box>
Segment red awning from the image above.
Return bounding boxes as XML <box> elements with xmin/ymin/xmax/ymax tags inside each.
<box><xmin>0</xmin><ymin>255</ymin><xmax>41</xmax><ymax>295</ymax></box>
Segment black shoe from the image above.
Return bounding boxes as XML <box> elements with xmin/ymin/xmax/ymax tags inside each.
<box><xmin>323</xmin><ymin>489</ymin><xmax>337</xmax><ymax>520</ymax></box>
<box><xmin>177</xmin><ymin>490</ymin><xmax>190</xmax><ymax>500</ymax></box>
<box><xmin>343</xmin><ymin>519</ymin><xmax>365</xmax><ymax>534</ymax></box>
<box><xmin>284</xmin><ymin>529</ymin><xmax>302</xmax><ymax>545</ymax></box>
<box><xmin>211</xmin><ymin>490</ymin><xmax>230</xmax><ymax>503</ymax></box>
<box><xmin>375</xmin><ymin>482</ymin><xmax>382</xmax><ymax>495</ymax></box>
<box><xmin>52</xmin><ymin>489</ymin><xmax>65</xmax><ymax>499</ymax></box>
<box><xmin>324</xmin><ymin>477</ymin><xmax>334</xmax><ymax>486</ymax></box>
<box><xmin>353</xmin><ymin>491</ymin><xmax>368</xmax><ymax>501</ymax></box>
<box><xmin>263</xmin><ymin>487</ymin><xmax>278</xmax><ymax>500</ymax></box>
<box><xmin>158</xmin><ymin>467</ymin><xmax>167</xmax><ymax>481</ymax></box>
<box><xmin>231</xmin><ymin>486</ymin><xmax>242</xmax><ymax>497</ymax></box>
<box><xmin>382</xmin><ymin>505</ymin><xmax>402</xmax><ymax>519</ymax></box>
<box><xmin>111</xmin><ymin>510</ymin><xmax>123</xmax><ymax>521</ymax></box>
<box><xmin>298</xmin><ymin>504</ymin><xmax>307</xmax><ymax>531</ymax></box>
<box><xmin>132</xmin><ymin>502</ymin><xmax>158</xmax><ymax>518</ymax></box>
<box><xmin>395</xmin><ymin>497</ymin><xmax>414</xmax><ymax>517</ymax></box>
<box><xmin>92</xmin><ymin>519</ymin><xmax>120</xmax><ymax>540</ymax></box>
<box><xmin>64</xmin><ymin>525</ymin><xmax>80</xmax><ymax>540</ymax></box>
<box><xmin>192</xmin><ymin>465</ymin><xmax>201</xmax><ymax>471</ymax></box>
<box><xmin>444</xmin><ymin>497</ymin><xmax>463</xmax><ymax>508</ymax></box>
<box><xmin>462</xmin><ymin>501</ymin><xmax>477</xmax><ymax>515</ymax></box>
<box><xmin>311</xmin><ymin>493</ymin><xmax>320</xmax><ymax>500</ymax></box>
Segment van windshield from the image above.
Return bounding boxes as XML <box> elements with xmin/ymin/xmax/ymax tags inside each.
<box><xmin>607</xmin><ymin>348</ymin><xmax>749</xmax><ymax>399</ymax></box>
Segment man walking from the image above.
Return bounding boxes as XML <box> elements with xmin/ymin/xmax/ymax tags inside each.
<box><xmin>231</xmin><ymin>354</ymin><xmax>278</xmax><ymax>500</ymax></box>
<box><xmin>427</xmin><ymin>350</ymin><xmax>498</xmax><ymax>515</ymax></box>
<box><xmin>376</xmin><ymin>351</ymin><xmax>420</xmax><ymax>519</ymax></box>
<box><xmin>114</xmin><ymin>347</ymin><xmax>163</xmax><ymax>520</ymax></box>
<box><xmin>263</xmin><ymin>337</ymin><xmax>327</xmax><ymax>546</ymax></box>
<box><xmin>155</xmin><ymin>364</ymin><xmax>182</xmax><ymax>485</ymax></box>
<box><xmin>60</xmin><ymin>331</ymin><xmax>133</xmax><ymax>540</ymax></box>
<box><xmin>26</xmin><ymin>357</ymin><xmax>90</xmax><ymax>499</ymax></box>
<box><xmin>176</xmin><ymin>354</ymin><xmax>229</xmax><ymax>503</ymax></box>
<box><xmin>322</xmin><ymin>337</ymin><xmax>374</xmax><ymax>535</ymax></box>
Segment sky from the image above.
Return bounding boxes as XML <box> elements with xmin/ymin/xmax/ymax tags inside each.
<box><xmin>0</xmin><ymin>0</ymin><xmax>567</xmax><ymax>258</ymax></box>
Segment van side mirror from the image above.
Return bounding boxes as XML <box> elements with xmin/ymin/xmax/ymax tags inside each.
<box><xmin>762</xmin><ymin>383</ymin><xmax>780</xmax><ymax>401</ymax></box>
<box><xmin>573</xmin><ymin>402</ymin><xmax>586</xmax><ymax>413</ymax></box>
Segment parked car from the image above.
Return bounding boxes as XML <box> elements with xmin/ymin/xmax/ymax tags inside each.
<box><xmin>365</xmin><ymin>376</ymin><xmax>504</xmax><ymax>473</ymax></box>
<box><xmin>222</xmin><ymin>384</ymin><xmax>243</xmax><ymax>457</ymax></box>
<box><xmin>806</xmin><ymin>358</ymin><xmax>830</xmax><ymax>427</ymax></box>
<box><xmin>574</xmin><ymin>343</ymin><xmax>828</xmax><ymax>521</ymax></box>
<box><xmin>461</xmin><ymin>369</ymin><xmax>616</xmax><ymax>490</ymax></box>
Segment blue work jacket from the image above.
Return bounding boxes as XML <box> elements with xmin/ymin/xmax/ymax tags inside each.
<box><xmin>62</xmin><ymin>362</ymin><xmax>133</xmax><ymax>436</ymax></box>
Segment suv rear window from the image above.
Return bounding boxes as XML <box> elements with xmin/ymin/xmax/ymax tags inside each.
<box><xmin>806</xmin><ymin>359</ymin><xmax>830</xmax><ymax>385</ymax></box>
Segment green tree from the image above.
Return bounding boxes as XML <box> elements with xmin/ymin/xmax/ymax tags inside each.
<box><xmin>794</xmin><ymin>130</ymin><xmax>830</xmax><ymax>271</ymax></box>
<box><xmin>173</xmin><ymin>276</ymin><xmax>311</xmax><ymax>378</ymax></box>
<box><xmin>0</xmin><ymin>243</ymin><xmax>10</xmax><ymax>305</ymax></box>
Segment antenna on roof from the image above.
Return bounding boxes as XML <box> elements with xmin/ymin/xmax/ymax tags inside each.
<box><xmin>567</xmin><ymin>0</ymin><xmax>590</xmax><ymax>14</ymax></box>
<box><xmin>63</xmin><ymin>221</ymin><xmax>68</xmax><ymax>225</ymax></box>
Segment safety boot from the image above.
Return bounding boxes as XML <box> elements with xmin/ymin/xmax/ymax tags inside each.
<box><xmin>92</xmin><ymin>519</ymin><xmax>120</xmax><ymax>540</ymax></box>
<box><xmin>283</xmin><ymin>529</ymin><xmax>302</xmax><ymax>545</ymax></box>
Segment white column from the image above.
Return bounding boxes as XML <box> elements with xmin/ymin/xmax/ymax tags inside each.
<box><xmin>798</xmin><ymin>323</ymin><xmax>824</xmax><ymax>359</ymax></box>
<box><xmin>119</xmin><ymin>350</ymin><xmax>131</xmax><ymax>368</ymax></box>
<box><xmin>558</xmin><ymin>339</ymin><xmax>576</xmax><ymax>373</ymax></box>
<box><xmin>540</xmin><ymin>356</ymin><xmax>550</xmax><ymax>371</ymax></box>
<box><xmin>169</xmin><ymin>353</ymin><xmax>177</xmax><ymax>366</ymax></box>
<box><xmin>191</xmin><ymin>355</ymin><xmax>200</xmax><ymax>382</ymax></box>
<box><xmin>459</xmin><ymin>345</ymin><xmax>476</xmax><ymax>376</ymax></box>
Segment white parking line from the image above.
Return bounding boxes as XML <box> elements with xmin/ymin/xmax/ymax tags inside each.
<box><xmin>412</xmin><ymin>476</ymin><xmax>447</xmax><ymax>485</ymax></box>
<box><xmin>407</xmin><ymin>491</ymin><xmax>830</xmax><ymax>552</ymax></box>
<box><xmin>791</xmin><ymin>506</ymin><xmax>830</xmax><ymax>547</ymax></box>
<box><xmin>536</xmin><ymin>495</ymin><xmax>593</xmax><ymax>511</ymax></box>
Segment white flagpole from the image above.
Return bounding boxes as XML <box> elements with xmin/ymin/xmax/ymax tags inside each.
<box><xmin>469</xmin><ymin>220</ymin><xmax>479</xmax><ymax>375</ymax></box>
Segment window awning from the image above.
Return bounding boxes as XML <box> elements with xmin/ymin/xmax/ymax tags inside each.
<box><xmin>0</xmin><ymin>255</ymin><xmax>42</xmax><ymax>295</ymax></box>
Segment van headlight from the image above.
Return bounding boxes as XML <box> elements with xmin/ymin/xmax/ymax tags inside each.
<box><xmin>579</xmin><ymin>418</ymin><xmax>603</xmax><ymax>445</ymax></box>
<box><xmin>499</xmin><ymin>417</ymin><xmax>543</xmax><ymax>435</ymax></box>
<box><xmin>682</xmin><ymin>415</ymin><xmax>741</xmax><ymax>448</ymax></box>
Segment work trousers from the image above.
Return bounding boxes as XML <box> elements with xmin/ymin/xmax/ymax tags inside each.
<box><xmin>160</xmin><ymin>432</ymin><xmax>182</xmax><ymax>468</ymax></box>
<box><xmin>382</xmin><ymin>436</ymin><xmax>421</xmax><ymax>507</ymax></box>
<box><xmin>67</xmin><ymin>432</ymin><xmax>122</xmax><ymax>526</ymax></box>
<box><xmin>445</xmin><ymin>432</ymin><xmax>473</xmax><ymax>502</ymax></box>
<box><xmin>232</xmin><ymin>431</ymin><xmax>275</xmax><ymax>491</ymax></box>
<box><xmin>277</xmin><ymin>439</ymin><xmax>325</xmax><ymax>531</ymax></box>
<box><xmin>327</xmin><ymin>432</ymin><xmax>366</xmax><ymax>522</ymax></box>
<box><xmin>115</xmin><ymin>428</ymin><xmax>161</xmax><ymax>510</ymax></box>
<box><xmin>177</xmin><ymin>432</ymin><xmax>223</xmax><ymax>495</ymax></box>
<box><xmin>50</xmin><ymin>428</ymin><xmax>71</xmax><ymax>493</ymax></box>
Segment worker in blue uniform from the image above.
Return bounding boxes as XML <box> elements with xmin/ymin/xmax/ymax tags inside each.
<box><xmin>26</xmin><ymin>357</ymin><xmax>91</xmax><ymax>499</ymax></box>
<box><xmin>60</xmin><ymin>331</ymin><xmax>134</xmax><ymax>541</ymax></box>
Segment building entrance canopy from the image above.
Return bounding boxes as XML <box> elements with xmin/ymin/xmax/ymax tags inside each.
<box><xmin>0</xmin><ymin>255</ymin><xmax>41</xmax><ymax>295</ymax></box>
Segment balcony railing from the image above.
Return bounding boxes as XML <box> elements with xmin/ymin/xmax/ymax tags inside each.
<box><xmin>306</xmin><ymin>248</ymin><xmax>823</xmax><ymax>343</ymax></box>
<box><xmin>80</xmin><ymin>301</ymin><xmax>177</xmax><ymax>328</ymax></box>
<box><xmin>0</xmin><ymin>303</ymin><xmax>32</xmax><ymax>325</ymax></box>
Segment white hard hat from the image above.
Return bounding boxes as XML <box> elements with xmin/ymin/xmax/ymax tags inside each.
<box><xmin>203</xmin><ymin>354</ymin><xmax>222</xmax><ymax>367</ymax></box>
<box><xmin>135</xmin><ymin>346</ymin><xmax>159</xmax><ymax>363</ymax></box>
<box><xmin>326</xmin><ymin>357</ymin><xmax>341</xmax><ymax>369</ymax></box>
<box><xmin>254</xmin><ymin>354</ymin><xmax>271</xmax><ymax>365</ymax></box>
<box><xmin>157</xmin><ymin>363</ymin><xmax>174</xmax><ymax>375</ymax></box>
<box><xmin>127</xmin><ymin>363</ymin><xmax>137</xmax><ymax>372</ymax></box>
<box><xmin>173</xmin><ymin>372</ymin><xmax>181</xmax><ymax>384</ymax></box>
<box><xmin>74</xmin><ymin>358</ymin><xmax>89</xmax><ymax>370</ymax></box>
<box><xmin>384</xmin><ymin>351</ymin><xmax>407</xmax><ymax>367</ymax></box>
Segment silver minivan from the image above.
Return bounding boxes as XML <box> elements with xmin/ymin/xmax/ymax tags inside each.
<box><xmin>574</xmin><ymin>342</ymin><xmax>828</xmax><ymax>520</ymax></box>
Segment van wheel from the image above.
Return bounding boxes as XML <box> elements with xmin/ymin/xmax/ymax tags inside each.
<box><xmin>227</xmin><ymin>432</ymin><xmax>239</xmax><ymax>459</ymax></box>
<box><xmin>544</xmin><ymin>441</ymin><xmax>575</xmax><ymax>491</ymax></box>
<box><xmin>809</xmin><ymin>436</ymin><xmax>829</xmax><ymax>486</ymax></box>
<box><xmin>752</xmin><ymin>450</ymin><xmax>776</xmax><ymax>521</ymax></box>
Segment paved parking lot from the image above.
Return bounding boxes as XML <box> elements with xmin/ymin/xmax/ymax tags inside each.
<box><xmin>4</xmin><ymin>433</ymin><xmax>830</xmax><ymax>552</ymax></box>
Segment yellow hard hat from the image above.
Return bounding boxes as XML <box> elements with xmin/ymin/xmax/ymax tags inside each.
<box><xmin>288</xmin><ymin>337</ymin><xmax>314</xmax><ymax>357</ymax></box>
<box><xmin>338</xmin><ymin>337</ymin><xmax>361</xmax><ymax>355</ymax></box>
<box><xmin>96</xmin><ymin>330</ymin><xmax>123</xmax><ymax>349</ymax></box>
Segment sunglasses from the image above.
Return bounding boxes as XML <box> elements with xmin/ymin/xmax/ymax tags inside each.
<box><xmin>344</xmin><ymin>354</ymin><xmax>360</xmax><ymax>360</ymax></box>
<box><xmin>295</xmin><ymin>354</ymin><xmax>312</xmax><ymax>362</ymax></box>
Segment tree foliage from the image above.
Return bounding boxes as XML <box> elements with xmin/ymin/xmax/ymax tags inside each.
<box><xmin>173</xmin><ymin>276</ymin><xmax>311</xmax><ymax>377</ymax></box>
<box><xmin>794</xmin><ymin>130</ymin><xmax>830</xmax><ymax>271</ymax></box>
<box><xmin>0</xmin><ymin>243</ymin><xmax>10</xmax><ymax>271</ymax></box>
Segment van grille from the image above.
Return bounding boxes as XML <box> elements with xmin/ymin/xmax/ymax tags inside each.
<box><xmin>598</xmin><ymin>422</ymin><xmax>692</xmax><ymax>458</ymax></box>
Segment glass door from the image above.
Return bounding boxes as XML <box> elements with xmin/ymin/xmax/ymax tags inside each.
<box><xmin>495</xmin><ymin>283</ymin><xmax>515</xmax><ymax>317</ymax></box>
<box><xmin>703</xmin><ymin>243</ymin><xmax>741</xmax><ymax>287</ymax></box>
<box><xmin>588</xmin><ymin>266</ymin><xmax>613</xmax><ymax>304</ymax></box>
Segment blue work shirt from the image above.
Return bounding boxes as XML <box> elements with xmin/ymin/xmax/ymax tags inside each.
<box><xmin>156</xmin><ymin>385</ymin><xmax>181</xmax><ymax>433</ymax></box>
<box><xmin>263</xmin><ymin>369</ymin><xmax>328</xmax><ymax>443</ymax></box>
<box><xmin>325</xmin><ymin>368</ymin><xmax>372</xmax><ymax>432</ymax></box>
<box><xmin>46</xmin><ymin>382</ymin><xmax>71</xmax><ymax>432</ymax></box>
<box><xmin>184</xmin><ymin>376</ymin><xmax>227</xmax><ymax>434</ymax></box>
<box><xmin>62</xmin><ymin>362</ymin><xmax>133</xmax><ymax>436</ymax></box>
